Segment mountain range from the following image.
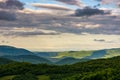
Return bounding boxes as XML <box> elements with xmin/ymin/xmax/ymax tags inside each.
<box><xmin>0</xmin><ymin>45</ymin><xmax>120</xmax><ymax>65</ymax></box>
<box><xmin>0</xmin><ymin>45</ymin><xmax>52</xmax><ymax>64</ymax></box>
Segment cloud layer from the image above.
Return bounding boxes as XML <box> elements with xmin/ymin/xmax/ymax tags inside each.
<box><xmin>0</xmin><ymin>12</ymin><xmax>120</xmax><ymax>37</ymax></box>
<box><xmin>0</xmin><ymin>0</ymin><xmax>119</xmax><ymax>37</ymax></box>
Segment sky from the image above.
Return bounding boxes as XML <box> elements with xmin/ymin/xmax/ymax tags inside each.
<box><xmin>0</xmin><ymin>0</ymin><xmax>120</xmax><ymax>51</ymax></box>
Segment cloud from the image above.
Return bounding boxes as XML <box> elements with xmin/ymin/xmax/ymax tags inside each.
<box><xmin>55</xmin><ymin>0</ymin><xmax>84</xmax><ymax>7</ymax></box>
<box><xmin>0</xmin><ymin>40</ymin><xmax>9</xmax><ymax>43</ymax></box>
<box><xmin>74</xmin><ymin>7</ymin><xmax>108</xmax><ymax>17</ymax></box>
<box><xmin>0</xmin><ymin>27</ymin><xmax>60</xmax><ymax>37</ymax></box>
<box><xmin>0</xmin><ymin>0</ymin><xmax>24</xmax><ymax>10</ymax></box>
<box><xmin>0</xmin><ymin>12</ymin><xmax>120</xmax><ymax>36</ymax></box>
<box><xmin>0</xmin><ymin>0</ymin><xmax>24</xmax><ymax>21</ymax></box>
<box><xmin>31</xmin><ymin>3</ymin><xmax>72</xmax><ymax>11</ymax></box>
<box><xmin>3</xmin><ymin>31</ymin><xmax>59</xmax><ymax>37</ymax></box>
<box><xmin>0</xmin><ymin>10</ymin><xmax>16</xmax><ymax>21</ymax></box>
<box><xmin>95</xmin><ymin>0</ymin><xmax>120</xmax><ymax>7</ymax></box>
<box><xmin>118</xmin><ymin>2</ymin><xmax>120</xmax><ymax>7</ymax></box>
<box><xmin>94</xmin><ymin>39</ymin><xmax>105</xmax><ymax>42</ymax></box>
<box><xmin>18</xmin><ymin>8</ymin><xmax>53</xmax><ymax>14</ymax></box>
<box><xmin>0</xmin><ymin>0</ymin><xmax>5</xmax><ymax>2</ymax></box>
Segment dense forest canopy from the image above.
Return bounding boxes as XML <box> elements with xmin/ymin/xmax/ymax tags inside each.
<box><xmin>0</xmin><ymin>56</ymin><xmax>120</xmax><ymax>80</ymax></box>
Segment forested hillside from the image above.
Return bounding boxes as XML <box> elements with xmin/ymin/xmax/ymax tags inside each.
<box><xmin>0</xmin><ymin>57</ymin><xmax>14</xmax><ymax>64</ymax></box>
<box><xmin>0</xmin><ymin>56</ymin><xmax>120</xmax><ymax>80</ymax></box>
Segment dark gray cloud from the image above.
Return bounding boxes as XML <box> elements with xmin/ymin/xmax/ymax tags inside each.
<box><xmin>94</xmin><ymin>39</ymin><xmax>105</xmax><ymax>42</ymax></box>
<box><xmin>2</xmin><ymin>31</ymin><xmax>60</xmax><ymax>37</ymax></box>
<box><xmin>0</xmin><ymin>10</ymin><xmax>16</xmax><ymax>21</ymax></box>
<box><xmin>0</xmin><ymin>25</ymin><xmax>60</xmax><ymax>37</ymax></box>
<box><xmin>0</xmin><ymin>0</ymin><xmax>24</xmax><ymax>10</ymax></box>
<box><xmin>0</xmin><ymin>0</ymin><xmax>24</xmax><ymax>21</ymax></box>
<box><xmin>74</xmin><ymin>7</ymin><xmax>109</xmax><ymax>17</ymax></box>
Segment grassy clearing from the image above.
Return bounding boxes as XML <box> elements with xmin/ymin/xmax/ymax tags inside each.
<box><xmin>0</xmin><ymin>75</ymin><xmax>15</xmax><ymax>80</ymax></box>
<box><xmin>37</xmin><ymin>75</ymin><xmax>50</xmax><ymax>80</ymax></box>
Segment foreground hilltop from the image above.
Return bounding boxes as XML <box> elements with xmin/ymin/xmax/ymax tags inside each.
<box><xmin>0</xmin><ymin>56</ymin><xmax>120</xmax><ymax>80</ymax></box>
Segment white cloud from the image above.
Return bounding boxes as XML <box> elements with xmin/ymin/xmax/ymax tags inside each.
<box><xmin>31</xmin><ymin>3</ymin><xmax>72</xmax><ymax>11</ymax></box>
<box><xmin>55</xmin><ymin>0</ymin><xmax>85</xmax><ymax>7</ymax></box>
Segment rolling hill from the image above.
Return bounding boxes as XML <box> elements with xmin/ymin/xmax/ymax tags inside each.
<box><xmin>0</xmin><ymin>45</ymin><xmax>52</xmax><ymax>64</ymax></box>
<box><xmin>56</xmin><ymin>57</ymin><xmax>89</xmax><ymax>65</ymax></box>
<box><xmin>0</xmin><ymin>45</ymin><xmax>33</xmax><ymax>56</ymax></box>
<box><xmin>0</xmin><ymin>56</ymin><xmax>120</xmax><ymax>80</ymax></box>
<box><xmin>0</xmin><ymin>45</ymin><xmax>120</xmax><ymax>65</ymax></box>
<box><xmin>84</xmin><ymin>50</ymin><xmax>106</xmax><ymax>59</ymax></box>
<box><xmin>2</xmin><ymin>55</ymin><xmax>52</xmax><ymax>64</ymax></box>
<box><xmin>43</xmin><ymin>48</ymin><xmax>120</xmax><ymax>59</ymax></box>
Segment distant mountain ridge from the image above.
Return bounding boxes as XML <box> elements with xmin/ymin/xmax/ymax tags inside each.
<box><xmin>85</xmin><ymin>50</ymin><xmax>106</xmax><ymax>59</ymax></box>
<box><xmin>2</xmin><ymin>55</ymin><xmax>52</xmax><ymax>64</ymax></box>
<box><xmin>0</xmin><ymin>45</ymin><xmax>120</xmax><ymax>65</ymax></box>
<box><xmin>34</xmin><ymin>48</ymin><xmax>120</xmax><ymax>64</ymax></box>
<box><xmin>0</xmin><ymin>45</ymin><xmax>33</xmax><ymax>56</ymax></box>
<box><xmin>56</xmin><ymin>57</ymin><xmax>89</xmax><ymax>65</ymax></box>
<box><xmin>0</xmin><ymin>45</ymin><xmax>52</xmax><ymax>64</ymax></box>
<box><xmin>46</xmin><ymin>48</ymin><xmax>120</xmax><ymax>59</ymax></box>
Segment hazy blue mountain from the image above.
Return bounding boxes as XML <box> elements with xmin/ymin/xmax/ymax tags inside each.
<box><xmin>33</xmin><ymin>48</ymin><xmax>120</xmax><ymax>64</ymax></box>
<box><xmin>0</xmin><ymin>45</ymin><xmax>52</xmax><ymax>64</ymax></box>
<box><xmin>0</xmin><ymin>45</ymin><xmax>120</xmax><ymax>65</ymax></box>
<box><xmin>0</xmin><ymin>45</ymin><xmax>33</xmax><ymax>56</ymax></box>
<box><xmin>84</xmin><ymin>48</ymin><xmax>120</xmax><ymax>59</ymax></box>
<box><xmin>34</xmin><ymin>52</ymin><xmax>58</xmax><ymax>58</ymax></box>
<box><xmin>85</xmin><ymin>50</ymin><xmax>106</xmax><ymax>59</ymax></box>
<box><xmin>2</xmin><ymin>55</ymin><xmax>52</xmax><ymax>64</ymax></box>
<box><xmin>56</xmin><ymin>57</ymin><xmax>89</xmax><ymax>65</ymax></box>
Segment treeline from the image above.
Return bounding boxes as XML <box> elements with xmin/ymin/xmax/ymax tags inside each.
<box><xmin>0</xmin><ymin>56</ymin><xmax>120</xmax><ymax>80</ymax></box>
